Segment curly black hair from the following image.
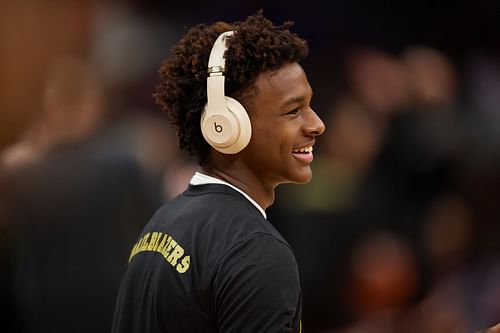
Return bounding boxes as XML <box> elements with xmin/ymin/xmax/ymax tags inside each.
<box><xmin>153</xmin><ymin>11</ymin><xmax>308</xmax><ymax>165</ymax></box>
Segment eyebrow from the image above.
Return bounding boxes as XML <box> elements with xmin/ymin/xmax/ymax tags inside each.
<box><xmin>281</xmin><ymin>91</ymin><xmax>313</xmax><ymax>109</ymax></box>
<box><xmin>281</xmin><ymin>96</ymin><xmax>306</xmax><ymax>109</ymax></box>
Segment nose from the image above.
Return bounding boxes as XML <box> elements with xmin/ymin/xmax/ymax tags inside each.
<box><xmin>305</xmin><ymin>108</ymin><xmax>325</xmax><ymax>137</ymax></box>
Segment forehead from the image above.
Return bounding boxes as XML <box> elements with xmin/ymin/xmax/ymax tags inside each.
<box><xmin>252</xmin><ymin>62</ymin><xmax>311</xmax><ymax>107</ymax></box>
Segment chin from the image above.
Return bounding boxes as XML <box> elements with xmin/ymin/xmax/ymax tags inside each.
<box><xmin>296</xmin><ymin>177</ymin><xmax>312</xmax><ymax>184</ymax></box>
<box><xmin>288</xmin><ymin>170</ymin><xmax>313</xmax><ymax>184</ymax></box>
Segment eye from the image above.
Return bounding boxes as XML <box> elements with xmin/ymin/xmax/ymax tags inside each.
<box><xmin>286</xmin><ymin>108</ymin><xmax>300</xmax><ymax>116</ymax></box>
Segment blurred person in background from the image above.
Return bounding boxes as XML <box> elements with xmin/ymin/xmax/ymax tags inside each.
<box><xmin>1</xmin><ymin>57</ymin><xmax>105</xmax><ymax>169</ymax></box>
<box><xmin>0</xmin><ymin>54</ymin><xmax>167</xmax><ymax>332</ymax></box>
<box><xmin>343</xmin><ymin>47</ymin><xmax>411</xmax><ymax>117</ymax></box>
<box><xmin>460</xmin><ymin>51</ymin><xmax>500</xmax><ymax>293</ymax></box>
<box><xmin>404</xmin><ymin>192</ymin><xmax>488</xmax><ymax>333</ymax></box>
<box><xmin>0</xmin><ymin>1</ymin><xmax>92</xmax><ymax>150</ymax></box>
<box><xmin>334</xmin><ymin>231</ymin><xmax>420</xmax><ymax>333</ymax></box>
<box><xmin>0</xmin><ymin>2</ymin><xmax>197</xmax><ymax>331</ymax></box>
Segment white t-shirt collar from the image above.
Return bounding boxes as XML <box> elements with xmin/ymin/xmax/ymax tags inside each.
<box><xmin>189</xmin><ymin>171</ymin><xmax>267</xmax><ymax>219</ymax></box>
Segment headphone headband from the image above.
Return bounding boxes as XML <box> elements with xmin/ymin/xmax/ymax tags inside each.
<box><xmin>207</xmin><ymin>31</ymin><xmax>234</xmax><ymax>76</ymax></box>
<box><xmin>205</xmin><ymin>31</ymin><xmax>233</xmax><ymax>118</ymax></box>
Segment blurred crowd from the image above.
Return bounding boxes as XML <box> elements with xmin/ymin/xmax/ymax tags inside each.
<box><xmin>271</xmin><ymin>44</ymin><xmax>500</xmax><ymax>333</ymax></box>
<box><xmin>0</xmin><ymin>1</ymin><xmax>499</xmax><ymax>333</ymax></box>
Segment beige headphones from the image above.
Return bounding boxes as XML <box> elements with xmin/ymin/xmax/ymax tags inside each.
<box><xmin>200</xmin><ymin>31</ymin><xmax>252</xmax><ymax>154</ymax></box>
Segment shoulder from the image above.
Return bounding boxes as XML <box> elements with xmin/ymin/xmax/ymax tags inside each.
<box><xmin>152</xmin><ymin>183</ymin><xmax>270</xmax><ymax>233</ymax></box>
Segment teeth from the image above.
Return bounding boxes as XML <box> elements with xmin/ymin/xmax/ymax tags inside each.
<box><xmin>293</xmin><ymin>146</ymin><xmax>313</xmax><ymax>153</ymax></box>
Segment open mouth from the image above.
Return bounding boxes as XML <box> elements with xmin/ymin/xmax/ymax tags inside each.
<box><xmin>292</xmin><ymin>146</ymin><xmax>314</xmax><ymax>163</ymax></box>
<box><xmin>292</xmin><ymin>146</ymin><xmax>313</xmax><ymax>154</ymax></box>
<box><xmin>292</xmin><ymin>146</ymin><xmax>312</xmax><ymax>154</ymax></box>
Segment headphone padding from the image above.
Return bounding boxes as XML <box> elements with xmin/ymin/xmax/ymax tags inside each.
<box><xmin>223</xmin><ymin>96</ymin><xmax>251</xmax><ymax>154</ymax></box>
<box><xmin>200</xmin><ymin>96</ymin><xmax>251</xmax><ymax>154</ymax></box>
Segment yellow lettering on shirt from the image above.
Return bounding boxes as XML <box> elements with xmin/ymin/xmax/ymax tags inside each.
<box><xmin>140</xmin><ymin>233</ymin><xmax>151</xmax><ymax>251</ymax></box>
<box><xmin>147</xmin><ymin>232</ymin><xmax>159</xmax><ymax>251</ymax></box>
<box><xmin>176</xmin><ymin>255</ymin><xmax>190</xmax><ymax>273</ymax></box>
<box><xmin>167</xmin><ymin>244</ymin><xmax>184</xmax><ymax>266</ymax></box>
<box><xmin>156</xmin><ymin>233</ymin><xmax>168</xmax><ymax>253</ymax></box>
<box><xmin>160</xmin><ymin>235</ymin><xmax>172</xmax><ymax>258</ymax></box>
<box><xmin>163</xmin><ymin>238</ymin><xmax>177</xmax><ymax>261</ymax></box>
<box><xmin>128</xmin><ymin>231</ymin><xmax>190</xmax><ymax>273</ymax></box>
<box><xmin>128</xmin><ymin>243</ymin><xmax>138</xmax><ymax>262</ymax></box>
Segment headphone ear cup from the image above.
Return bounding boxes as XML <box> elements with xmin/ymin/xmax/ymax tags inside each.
<box><xmin>224</xmin><ymin>96</ymin><xmax>252</xmax><ymax>153</ymax></box>
<box><xmin>200</xmin><ymin>96</ymin><xmax>252</xmax><ymax>154</ymax></box>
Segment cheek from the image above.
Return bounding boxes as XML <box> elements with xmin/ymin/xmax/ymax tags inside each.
<box><xmin>247</xmin><ymin>117</ymin><xmax>297</xmax><ymax>161</ymax></box>
<box><xmin>249</xmin><ymin>121</ymin><xmax>271</xmax><ymax>148</ymax></box>
<box><xmin>245</xmin><ymin>124</ymin><xmax>280</xmax><ymax>160</ymax></box>
<box><xmin>247</xmin><ymin>132</ymin><xmax>275</xmax><ymax>157</ymax></box>
<box><xmin>250</xmin><ymin>123</ymin><xmax>287</xmax><ymax>152</ymax></box>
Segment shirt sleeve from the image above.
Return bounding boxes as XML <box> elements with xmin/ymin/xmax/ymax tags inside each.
<box><xmin>213</xmin><ymin>233</ymin><xmax>302</xmax><ymax>333</ymax></box>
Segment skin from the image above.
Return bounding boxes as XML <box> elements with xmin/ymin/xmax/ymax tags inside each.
<box><xmin>202</xmin><ymin>62</ymin><xmax>325</xmax><ymax>210</ymax></box>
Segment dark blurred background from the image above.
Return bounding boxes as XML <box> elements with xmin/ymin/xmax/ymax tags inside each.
<box><xmin>1</xmin><ymin>1</ymin><xmax>499</xmax><ymax>332</ymax></box>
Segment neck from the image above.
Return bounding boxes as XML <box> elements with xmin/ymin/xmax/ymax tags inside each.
<box><xmin>200</xmin><ymin>164</ymin><xmax>276</xmax><ymax>210</ymax></box>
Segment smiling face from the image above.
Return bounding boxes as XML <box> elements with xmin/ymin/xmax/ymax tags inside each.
<box><xmin>240</xmin><ymin>62</ymin><xmax>325</xmax><ymax>187</ymax></box>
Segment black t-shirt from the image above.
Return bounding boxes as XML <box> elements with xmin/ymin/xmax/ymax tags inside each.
<box><xmin>112</xmin><ymin>184</ymin><xmax>302</xmax><ymax>333</ymax></box>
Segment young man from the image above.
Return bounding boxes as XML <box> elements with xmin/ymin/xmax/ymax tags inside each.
<box><xmin>111</xmin><ymin>11</ymin><xmax>325</xmax><ymax>333</ymax></box>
